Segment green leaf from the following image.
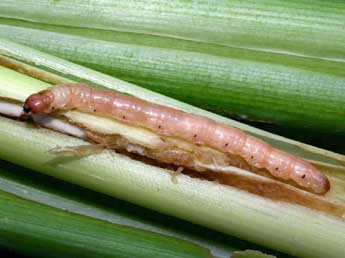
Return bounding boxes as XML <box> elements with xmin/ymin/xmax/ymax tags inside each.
<box><xmin>0</xmin><ymin>0</ymin><xmax>344</xmax><ymax>60</ymax></box>
<box><xmin>233</xmin><ymin>250</ymin><xmax>276</xmax><ymax>258</ymax></box>
<box><xmin>0</xmin><ymin>188</ymin><xmax>212</xmax><ymax>258</ymax></box>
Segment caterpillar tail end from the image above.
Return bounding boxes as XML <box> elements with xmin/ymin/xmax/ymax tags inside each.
<box><xmin>316</xmin><ymin>177</ymin><xmax>331</xmax><ymax>195</ymax></box>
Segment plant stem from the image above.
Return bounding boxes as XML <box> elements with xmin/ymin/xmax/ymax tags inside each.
<box><xmin>0</xmin><ymin>60</ymin><xmax>344</xmax><ymax>258</ymax></box>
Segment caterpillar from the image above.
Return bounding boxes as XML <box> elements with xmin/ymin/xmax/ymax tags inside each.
<box><xmin>23</xmin><ymin>83</ymin><xmax>330</xmax><ymax>194</ymax></box>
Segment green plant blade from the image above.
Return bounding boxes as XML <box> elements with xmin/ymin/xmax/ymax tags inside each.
<box><xmin>233</xmin><ymin>250</ymin><xmax>276</xmax><ymax>258</ymax></box>
<box><xmin>0</xmin><ymin>49</ymin><xmax>344</xmax><ymax>258</ymax></box>
<box><xmin>0</xmin><ymin>189</ymin><xmax>212</xmax><ymax>258</ymax></box>
<box><xmin>0</xmin><ymin>0</ymin><xmax>344</xmax><ymax>60</ymax></box>
<box><xmin>0</xmin><ymin>20</ymin><xmax>344</xmax><ymax>134</ymax></box>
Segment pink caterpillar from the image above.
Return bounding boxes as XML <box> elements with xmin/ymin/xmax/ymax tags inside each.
<box><xmin>23</xmin><ymin>83</ymin><xmax>330</xmax><ymax>194</ymax></box>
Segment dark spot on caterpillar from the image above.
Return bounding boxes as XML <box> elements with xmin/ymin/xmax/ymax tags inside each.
<box><xmin>193</xmin><ymin>134</ymin><xmax>197</xmax><ymax>138</ymax></box>
<box><xmin>302</xmin><ymin>174</ymin><xmax>306</xmax><ymax>179</ymax></box>
<box><xmin>250</xmin><ymin>156</ymin><xmax>254</xmax><ymax>159</ymax></box>
<box><xmin>158</xmin><ymin>125</ymin><xmax>162</xmax><ymax>129</ymax></box>
<box><xmin>122</xmin><ymin>115</ymin><xmax>126</xmax><ymax>119</ymax></box>
<box><xmin>224</xmin><ymin>143</ymin><xmax>229</xmax><ymax>147</ymax></box>
<box><xmin>275</xmin><ymin>167</ymin><xmax>279</xmax><ymax>171</ymax></box>
<box><xmin>52</xmin><ymin>107</ymin><xmax>55</xmax><ymax>110</ymax></box>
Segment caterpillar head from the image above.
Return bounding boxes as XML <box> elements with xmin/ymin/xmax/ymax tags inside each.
<box><xmin>23</xmin><ymin>91</ymin><xmax>53</xmax><ymax>114</ymax></box>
